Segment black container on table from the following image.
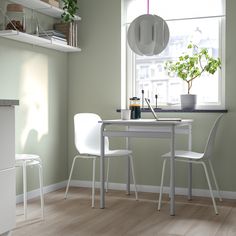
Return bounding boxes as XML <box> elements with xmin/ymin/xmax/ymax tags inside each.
<box><xmin>129</xmin><ymin>97</ymin><xmax>141</xmax><ymax>119</ymax></box>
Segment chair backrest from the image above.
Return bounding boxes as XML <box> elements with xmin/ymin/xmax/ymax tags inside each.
<box><xmin>203</xmin><ymin>114</ymin><xmax>223</xmax><ymax>159</ymax></box>
<box><xmin>74</xmin><ymin>113</ymin><xmax>109</xmax><ymax>154</ymax></box>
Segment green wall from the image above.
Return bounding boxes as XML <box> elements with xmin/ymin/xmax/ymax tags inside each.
<box><xmin>68</xmin><ymin>0</ymin><xmax>236</xmax><ymax>192</ymax></box>
<box><xmin>68</xmin><ymin>0</ymin><xmax>122</xmax><ymax>182</ymax></box>
<box><xmin>0</xmin><ymin>1</ymin><xmax>69</xmax><ymax>194</ymax></box>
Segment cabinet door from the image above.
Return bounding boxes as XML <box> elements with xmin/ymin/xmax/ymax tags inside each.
<box><xmin>0</xmin><ymin>107</ymin><xmax>15</xmax><ymax>171</ymax></box>
<box><xmin>0</xmin><ymin>168</ymin><xmax>15</xmax><ymax>234</ymax></box>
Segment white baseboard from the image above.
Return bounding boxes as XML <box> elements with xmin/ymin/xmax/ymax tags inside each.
<box><xmin>70</xmin><ymin>180</ymin><xmax>236</xmax><ymax>200</ymax></box>
<box><xmin>16</xmin><ymin>179</ymin><xmax>236</xmax><ymax>203</ymax></box>
<box><xmin>16</xmin><ymin>181</ymin><xmax>67</xmax><ymax>204</ymax></box>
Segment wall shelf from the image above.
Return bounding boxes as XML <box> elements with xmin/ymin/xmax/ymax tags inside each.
<box><xmin>0</xmin><ymin>30</ymin><xmax>81</xmax><ymax>52</ymax></box>
<box><xmin>9</xmin><ymin>0</ymin><xmax>81</xmax><ymax>20</ymax></box>
<box><xmin>0</xmin><ymin>0</ymin><xmax>81</xmax><ymax>52</ymax></box>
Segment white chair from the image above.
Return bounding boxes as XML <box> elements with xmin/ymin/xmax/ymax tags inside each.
<box><xmin>158</xmin><ymin>114</ymin><xmax>223</xmax><ymax>215</ymax></box>
<box><xmin>64</xmin><ymin>113</ymin><xmax>138</xmax><ymax>207</ymax></box>
<box><xmin>15</xmin><ymin>154</ymin><xmax>44</xmax><ymax>220</ymax></box>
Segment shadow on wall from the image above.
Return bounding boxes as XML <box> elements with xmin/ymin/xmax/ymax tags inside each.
<box><xmin>22</xmin><ymin>129</ymin><xmax>40</xmax><ymax>154</ymax></box>
<box><xmin>14</xmin><ymin>51</ymin><xmax>68</xmax><ymax>187</ymax></box>
<box><xmin>19</xmin><ymin>54</ymin><xmax>49</xmax><ymax>149</ymax></box>
<box><xmin>15</xmin><ymin>54</ymin><xmax>50</xmax><ymax>191</ymax></box>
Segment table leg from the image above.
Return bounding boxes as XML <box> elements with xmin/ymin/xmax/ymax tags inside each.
<box><xmin>126</xmin><ymin>126</ymin><xmax>131</xmax><ymax>195</ymax></box>
<box><xmin>188</xmin><ymin>124</ymin><xmax>192</xmax><ymax>200</ymax></box>
<box><xmin>170</xmin><ymin>125</ymin><xmax>175</xmax><ymax>216</ymax></box>
<box><xmin>100</xmin><ymin>123</ymin><xmax>105</xmax><ymax>209</ymax></box>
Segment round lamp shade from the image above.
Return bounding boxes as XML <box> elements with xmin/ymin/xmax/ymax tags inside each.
<box><xmin>127</xmin><ymin>14</ymin><xmax>170</xmax><ymax>56</ymax></box>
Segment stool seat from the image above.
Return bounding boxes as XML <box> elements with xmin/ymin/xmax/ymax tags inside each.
<box><xmin>16</xmin><ymin>160</ymin><xmax>40</xmax><ymax>166</ymax></box>
<box><xmin>15</xmin><ymin>154</ymin><xmax>41</xmax><ymax>167</ymax></box>
<box><xmin>15</xmin><ymin>154</ymin><xmax>44</xmax><ymax>220</ymax></box>
<box><xmin>16</xmin><ymin>154</ymin><xmax>41</xmax><ymax>161</ymax></box>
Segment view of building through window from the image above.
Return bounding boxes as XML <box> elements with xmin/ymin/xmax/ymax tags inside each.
<box><xmin>125</xmin><ymin>0</ymin><xmax>225</xmax><ymax>108</ymax></box>
<box><xmin>135</xmin><ymin>18</ymin><xmax>221</xmax><ymax>106</ymax></box>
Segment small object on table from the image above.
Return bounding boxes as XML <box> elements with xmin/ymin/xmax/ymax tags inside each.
<box><xmin>155</xmin><ymin>94</ymin><xmax>158</xmax><ymax>108</ymax></box>
<box><xmin>141</xmin><ymin>90</ymin><xmax>144</xmax><ymax>108</ymax></box>
<box><xmin>129</xmin><ymin>97</ymin><xmax>141</xmax><ymax>119</ymax></box>
<box><xmin>120</xmin><ymin>109</ymin><xmax>131</xmax><ymax>120</ymax></box>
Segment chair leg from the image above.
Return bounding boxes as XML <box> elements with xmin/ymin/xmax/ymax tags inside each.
<box><xmin>64</xmin><ymin>156</ymin><xmax>78</xmax><ymax>199</ymax></box>
<box><xmin>158</xmin><ymin>158</ymin><xmax>167</xmax><ymax>211</ymax></box>
<box><xmin>201</xmin><ymin>162</ymin><xmax>218</xmax><ymax>215</ymax></box>
<box><xmin>106</xmin><ymin>158</ymin><xmax>110</xmax><ymax>193</ymax></box>
<box><xmin>22</xmin><ymin>161</ymin><xmax>27</xmax><ymax>220</ymax></box>
<box><xmin>129</xmin><ymin>155</ymin><xmax>138</xmax><ymax>200</ymax></box>
<box><xmin>208</xmin><ymin>160</ymin><xmax>222</xmax><ymax>202</ymax></box>
<box><xmin>92</xmin><ymin>158</ymin><xmax>96</xmax><ymax>208</ymax></box>
<box><xmin>38</xmin><ymin>162</ymin><xmax>44</xmax><ymax>219</ymax></box>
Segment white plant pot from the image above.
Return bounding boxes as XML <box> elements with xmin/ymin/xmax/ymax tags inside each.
<box><xmin>180</xmin><ymin>94</ymin><xmax>197</xmax><ymax>110</ymax></box>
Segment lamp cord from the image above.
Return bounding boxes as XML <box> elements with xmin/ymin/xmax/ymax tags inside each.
<box><xmin>147</xmin><ymin>0</ymin><xmax>149</xmax><ymax>14</ymax></box>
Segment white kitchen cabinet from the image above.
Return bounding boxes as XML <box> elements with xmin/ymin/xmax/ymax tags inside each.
<box><xmin>0</xmin><ymin>101</ymin><xmax>19</xmax><ymax>235</ymax></box>
<box><xmin>0</xmin><ymin>168</ymin><xmax>15</xmax><ymax>235</ymax></box>
<box><xmin>0</xmin><ymin>106</ymin><xmax>15</xmax><ymax>171</ymax></box>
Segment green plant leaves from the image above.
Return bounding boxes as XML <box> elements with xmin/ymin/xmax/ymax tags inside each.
<box><xmin>165</xmin><ymin>43</ymin><xmax>221</xmax><ymax>94</ymax></box>
<box><xmin>61</xmin><ymin>0</ymin><xmax>78</xmax><ymax>23</ymax></box>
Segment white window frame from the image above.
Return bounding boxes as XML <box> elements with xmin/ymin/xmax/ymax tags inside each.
<box><xmin>121</xmin><ymin>0</ymin><xmax>226</xmax><ymax>110</ymax></box>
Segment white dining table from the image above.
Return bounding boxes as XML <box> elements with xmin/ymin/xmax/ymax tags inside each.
<box><xmin>99</xmin><ymin>119</ymin><xmax>193</xmax><ymax>216</ymax></box>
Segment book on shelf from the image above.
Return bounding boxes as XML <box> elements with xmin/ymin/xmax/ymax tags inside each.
<box><xmin>72</xmin><ymin>22</ymin><xmax>78</xmax><ymax>47</ymax></box>
<box><xmin>39</xmin><ymin>30</ymin><xmax>66</xmax><ymax>39</ymax></box>
<box><xmin>51</xmin><ymin>37</ymin><xmax>67</xmax><ymax>45</ymax></box>
<box><xmin>39</xmin><ymin>35</ymin><xmax>67</xmax><ymax>45</ymax></box>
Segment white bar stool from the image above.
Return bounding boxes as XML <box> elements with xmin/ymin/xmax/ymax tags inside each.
<box><xmin>15</xmin><ymin>154</ymin><xmax>44</xmax><ymax>220</ymax></box>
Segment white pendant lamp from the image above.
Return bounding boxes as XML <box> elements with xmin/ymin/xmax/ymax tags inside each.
<box><xmin>127</xmin><ymin>1</ymin><xmax>170</xmax><ymax>56</ymax></box>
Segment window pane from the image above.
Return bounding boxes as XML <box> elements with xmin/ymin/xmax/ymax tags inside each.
<box><xmin>126</xmin><ymin>0</ymin><xmax>225</xmax><ymax>23</ymax></box>
<box><xmin>134</xmin><ymin>17</ymin><xmax>221</xmax><ymax>106</ymax></box>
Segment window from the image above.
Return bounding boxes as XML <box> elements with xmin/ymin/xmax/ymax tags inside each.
<box><xmin>121</xmin><ymin>0</ymin><xmax>225</xmax><ymax>109</ymax></box>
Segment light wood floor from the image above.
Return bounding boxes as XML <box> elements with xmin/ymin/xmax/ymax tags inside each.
<box><xmin>12</xmin><ymin>187</ymin><xmax>236</xmax><ymax>236</ymax></box>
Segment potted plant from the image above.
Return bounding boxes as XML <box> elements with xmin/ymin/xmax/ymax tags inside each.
<box><xmin>61</xmin><ymin>0</ymin><xmax>78</xmax><ymax>23</ymax></box>
<box><xmin>165</xmin><ymin>43</ymin><xmax>221</xmax><ymax>110</ymax></box>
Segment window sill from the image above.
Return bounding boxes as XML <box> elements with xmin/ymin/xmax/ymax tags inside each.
<box><xmin>117</xmin><ymin>108</ymin><xmax>228</xmax><ymax>113</ymax></box>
